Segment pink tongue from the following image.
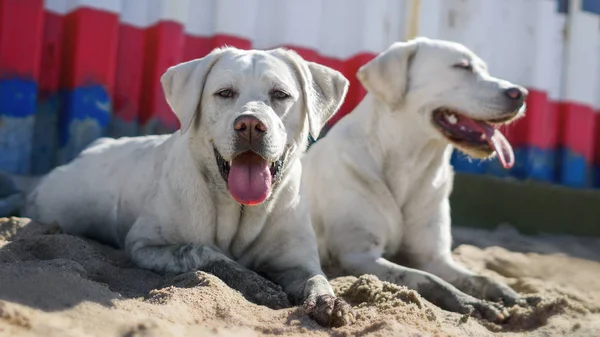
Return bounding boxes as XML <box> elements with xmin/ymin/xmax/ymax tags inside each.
<box><xmin>227</xmin><ymin>152</ymin><xmax>272</xmax><ymax>205</ymax></box>
<box><xmin>461</xmin><ymin>118</ymin><xmax>515</xmax><ymax>169</ymax></box>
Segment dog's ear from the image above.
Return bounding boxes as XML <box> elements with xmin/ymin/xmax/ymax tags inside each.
<box><xmin>304</xmin><ymin>62</ymin><xmax>349</xmax><ymax>139</ymax></box>
<box><xmin>277</xmin><ymin>49</ymin><xmax>349</xmax><ymax>140</ymax></box>
<box><xmin>161</xmin><ymin>48</ymin><xmax>226</xmax><ymax>135</ymax></box>
<box><xmin>356</xmin><ymin>39</ymin><xmax>420</xmax><ymax>108</ymax></box>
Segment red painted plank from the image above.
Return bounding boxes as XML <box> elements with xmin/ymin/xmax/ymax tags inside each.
<box><xmin>139</xmin><ymin>21</ymin><xmax>185</xmax><ymax>130</ymax></box>
<box><xmin>594</xmin><ymin>111</ymin><xmax>600</xmax><ymax>167</ymax></box>
<box><xmin>38</xmin><ymin>11</ymin><xmax>64</xmax><ymax>98</ymax></box>
<box><xmin>182</xmin><ymin>35</ymin><xmax>215</xmax><ymax>62</ymax></box>
<box><xmin>0</xmin><ymin>0</ymin><xmax>44</xmax><ymax>79</ymax></box>
<box><xmin>560</xmin><ymin>101</ymin><xmax>596</xmax><ymax>163</ymax></box>
<box><xmin>329</xmin><ymin>52</ymin><xmax>375</xmax><ymax>126</ymax></box>
<box><xmin>523</xmin><ymin>90</ymin><xmax>560</xmax><ymax>149</ymax></box>
<box><xmin>114</xmin><ymin>24</ymin><xmax>145</xmax><ymax>123</ymax></box>
<box><xmin>60</xmin><ymin>7</ymin><xmax>119</xmax><ymax>93</ymax></box>
<box><xmin>281</xmin><ymin>46</ymin><xmax>375</xmax><ymax>127</ymax></box>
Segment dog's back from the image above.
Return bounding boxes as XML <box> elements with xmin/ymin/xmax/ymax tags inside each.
<box><xmin>24</xmin><ymin>134</ymin><xmax>172</xmax><ymax>247</ymax></box>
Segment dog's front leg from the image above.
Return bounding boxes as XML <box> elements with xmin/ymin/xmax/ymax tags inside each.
<box><xmin>127</xmin><ymin>237</ymin><xmax>290</xmax><ymax>309</ymax></box>
<box><xmin>421</xmin><ymin>255</ymin><xmax>541</xmax><ymax>306</ymax></box>
<box><xmin>404</xmin><ymin>199</ymin><xmax>538</xmax><ymax>307</ymax></box>
<box><xmin>340</xmin><ymin>252</ymin><xmax>507</xmax><ymax>322</ymax></box>
<box><xmin>418</xmin><ymin>252</ymin><xmax>542</xmax><ymax>307</ymax></box>
<box><xmin>266</xmin><ymin>267</ymin><xmax>354</xmax><ymax>327</ymax></box>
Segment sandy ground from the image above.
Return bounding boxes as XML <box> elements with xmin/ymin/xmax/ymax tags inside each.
<box><xmin>0</xmin><ymin>217</ymin><xmax>599</xmax><ymax>337</ymax></box>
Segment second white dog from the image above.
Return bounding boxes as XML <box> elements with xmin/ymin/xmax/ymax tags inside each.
<box><xmin>303</xmin><ymin>37</ymin><xmax>536</xmax><ymax>322</ymax></box>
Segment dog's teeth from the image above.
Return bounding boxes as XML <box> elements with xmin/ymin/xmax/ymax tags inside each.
<box><xmin>445</xmin><ymin>113</ymin><xmax>457</xmax><ymax>125</ymax></box>
<box><xmin>480</xmin><ymin>134</ymin><xmax>487</xmax><ymax>140</ymax></box>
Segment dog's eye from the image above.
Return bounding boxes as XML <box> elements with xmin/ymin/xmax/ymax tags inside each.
<box><xmin>216</xmin><ymin>89</ymin><xmax>235</xmax><ymax>98</ymax></box>
<box><xmin>453</xmin><ymin>60</ymin><xmax>473</xmax><ymax>71</ymax></box>
<box><xmin>271</xmin><ymin>90</ymin><xmax>290</xmax><ymax>100</ymax></box>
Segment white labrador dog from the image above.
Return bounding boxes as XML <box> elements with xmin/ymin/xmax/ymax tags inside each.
<box><xmin>21</xmin><ymin>47</ymin><xmax>354</xmax><ymax>327</ymax></box>
<box><xmin>303</xmin><ymin>37</ymin><xmax>538</xmax><ymax>322</ymax></box>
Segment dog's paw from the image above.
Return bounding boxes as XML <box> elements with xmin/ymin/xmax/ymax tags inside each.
<box><xmin>251</xmin><ymin>280</ymin><xmax>291</xmax><ymax>310</ymax></box>
<box><xmin>471</xmin><ymin>275</ymin><xmax>536</xmax><ymax>308</ymax></box>
<box><xmin>303</xmin><ymin>294</ymin><xmax>355</xmax><ymax>328</ymax></box>
<box><xmin>522</xmin><ymin>294</ymin><xmax>543</xmax><ymax>307</ymax></box>
<box><xmin>461</xmin><ymin>298</ymin><xmax>508</xmax><ymax>323</ymax></box>
<box><xmin>207</xmin><ymin>260</ymin><xmax>291</xmax><ymax>310</ymax></box>
<box><xmin>238</xmin><ymin>272</ymin><xmax>291</xmax><ymax>310</ymax></box>
<box><xmin>507</xmin><ymin>294</ymin><xmax>543</xmax><ymax>308</ymax></box>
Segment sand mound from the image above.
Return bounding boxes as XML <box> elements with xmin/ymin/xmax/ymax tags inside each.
<box><xmin>1</xmin><ymin>217</ymin><xmax>599</xmax><ymax>337</ymax></box>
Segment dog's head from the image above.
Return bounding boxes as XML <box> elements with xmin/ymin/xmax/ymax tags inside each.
<box><xmin>357</xmin><ymin>37</ymin><xmax>527</xmax><ymax>169</ymax></box>
<box><xmin>161</xmin><ymin>47</ymin><xmax>348</xmax><ymax>206</ymax></box>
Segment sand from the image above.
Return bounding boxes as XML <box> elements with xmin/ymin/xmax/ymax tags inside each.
<box><xmin>0</xmin><ymin>217</ymin><xmax>599</xmax><ymax>337</ymax></box>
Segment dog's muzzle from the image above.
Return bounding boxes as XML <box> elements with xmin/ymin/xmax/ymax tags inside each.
<box><xmin>432</xmin><ymin>107</ymin><xmax>518</xmax><ymax>169</ymax></box>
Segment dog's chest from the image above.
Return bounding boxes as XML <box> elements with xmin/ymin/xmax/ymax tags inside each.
<box><xmin>384</xmin><ymin>152</ymin><xmax>452</xmax><ymax>216</ymax></box>
<box><xmin>213</xmin><ymin>203</ymin><xmax>268</xmax><ymax>261</ymax></box>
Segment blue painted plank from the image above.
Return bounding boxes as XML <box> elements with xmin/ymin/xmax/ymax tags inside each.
<box><xmin>484</xmin><ymin>146</ymin><xmax>559</xmax><ymax>184</ymax></box>
<box><xmin>525</xmin><ymin>147</ymin><xmax>558</xmax><ymax>183</ymax></box>
<box><xmin>582</xmin><ymin>0</ymin><xmax>600</xmax><ymax>14</ymax></box>
<box><xmin>560</xmin><ymin>148</ymin><xmax>592</xmax><ymax>188</ymax></box>
<box><xmin>58</xmin><ymin>85</ymin><xmax>111</xmax><ymax>165</ymax></box>
<box><xmin>594</xmin><ymin>166</ymin><xmax>600</xmax><ymax>188</ymax></box>
<box><xmin>0</xmin><ymin>78</ymin><xmax>38</xmax><ymax>174</ymax></box>
<box><xmin>557</xmin><ymin>0</ymin><xmax>570</xmax><ymax>13</ymax></box>
<box><xmin>108</xmin><ymin>116</ymin><xmax>138</xmax><ymax>138</ymax></box>
<box><xmin>31</xmin><ymin>93</ymin><xmax>61</xmax><ymax>175</ymax></box>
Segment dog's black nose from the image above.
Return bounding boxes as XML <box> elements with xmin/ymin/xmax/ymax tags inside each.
<box><xmin>233</xmin><ymin>115</ymin><xmax>268</xmax><ymax>142</ymax></box>
<box><xmin>504</xmin><ymin>87</ymin><xmax>527</xmax><ymax>103</ymax></box>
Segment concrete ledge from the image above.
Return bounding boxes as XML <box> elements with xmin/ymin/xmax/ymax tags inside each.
<box><xmin>450</xmin><ymin>173</ymin><xmax>600</xmax><ymax>237</ymax></box>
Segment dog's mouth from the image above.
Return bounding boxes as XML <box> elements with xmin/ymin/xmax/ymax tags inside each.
<box><xmin>214</xmin><ymin>148</ymin><xmax>285</xmax><ymax>206</ymax></box>
<box><xmin>432</xmin><ymin>108</ymin><xmax>515</xmax><ymax>169</ymax></box>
